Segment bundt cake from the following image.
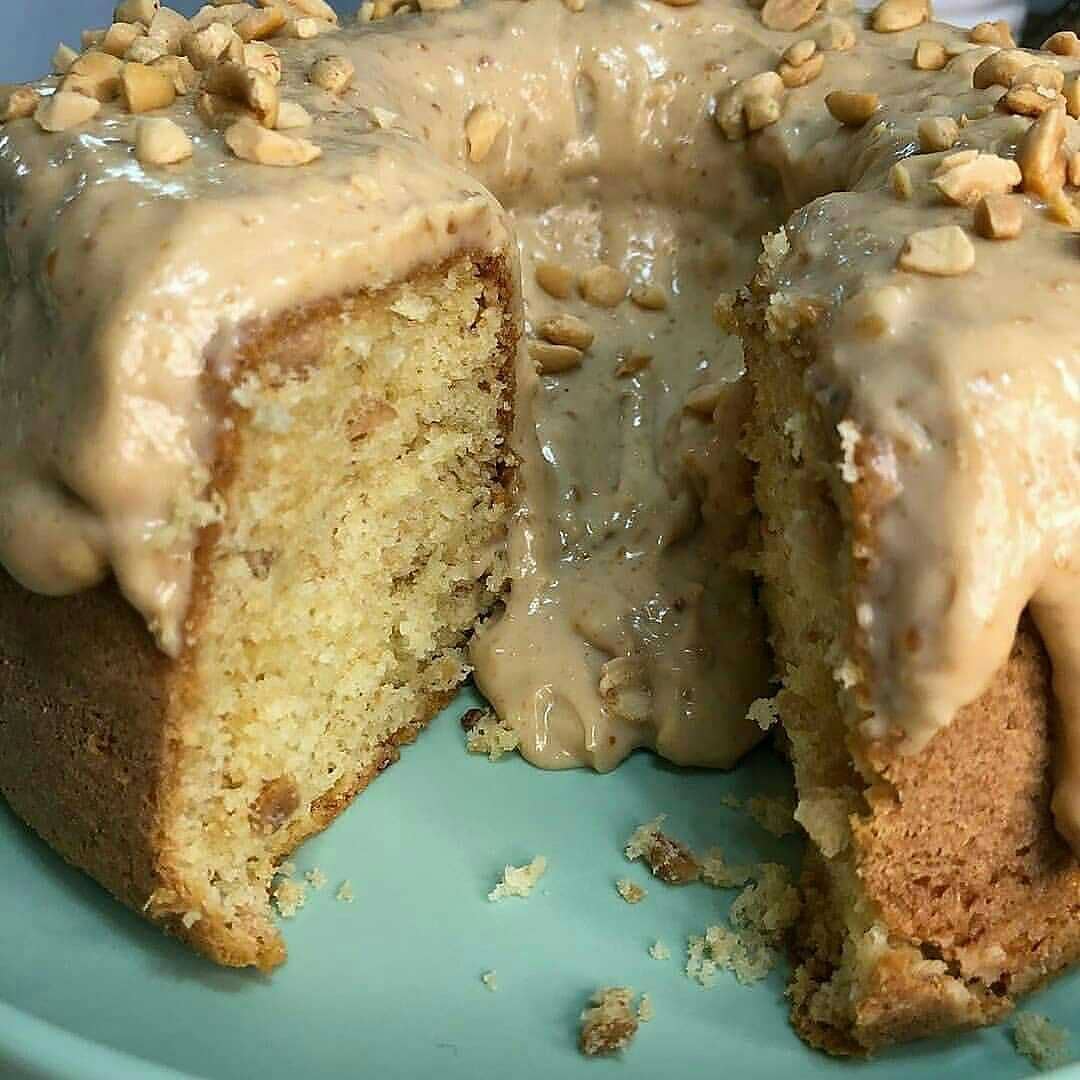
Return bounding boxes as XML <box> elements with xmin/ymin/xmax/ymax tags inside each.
<box><xmin>0</xmin><ymin>0</ymin><xmax>1076</xmax><ymax>1056</ymax></box>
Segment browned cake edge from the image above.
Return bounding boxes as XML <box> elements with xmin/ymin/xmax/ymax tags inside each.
<box><xmin>0</xmin><ymin>250</ymin><xmax>516</xmax><ymax>972</ymax></box>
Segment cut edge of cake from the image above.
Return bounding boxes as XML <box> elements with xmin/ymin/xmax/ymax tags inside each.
<box><xmin>0</xmin><ymin>251</ymin><xmax>516</xmax><ymax>970</ymax></box>
<box><xmin>736</xmin><ymin>241</ymin><xmax>1080</xmax><ymax>1054</ymax></box>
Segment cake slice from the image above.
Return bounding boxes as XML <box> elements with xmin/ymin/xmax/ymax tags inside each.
<box><xmin>738</xmin><ymin>189</ymin><xmax>1080</xmax><ymax>1052</ymax></box>
<box><xmin>0</xmin><ymin>256</ymin><xmax>515</xmax><ymax>969</ymax></box>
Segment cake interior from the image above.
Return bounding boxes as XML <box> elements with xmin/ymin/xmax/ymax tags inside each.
<box><xmin>150</xmin><ymin>256</ymin><xmax>512</xmax><ymax>963</ymax></box>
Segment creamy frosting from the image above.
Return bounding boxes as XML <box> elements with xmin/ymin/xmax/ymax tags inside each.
<box><xmin>0</xmin><ymin>0</ymin><xmax>1077</xmax><ymax>839</ymax></box>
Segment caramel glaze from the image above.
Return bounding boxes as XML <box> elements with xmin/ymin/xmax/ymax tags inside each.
<box><xmin>0</xmin><ymin>2</ymin><xmax>1077</xmax><ymax>844</ymax></box>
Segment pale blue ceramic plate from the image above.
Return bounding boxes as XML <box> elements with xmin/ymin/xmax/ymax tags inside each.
<box><xmin>3</xmin><ymin>4</ymin><xmax>1078</xmax><ymax>1078</ymax></box>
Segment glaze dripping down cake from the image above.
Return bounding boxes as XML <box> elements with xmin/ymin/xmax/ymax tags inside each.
<box><xmin>0</xmin><ymin>0</ymin><xmax>1077</xmax><ymax>1055</ymax></box>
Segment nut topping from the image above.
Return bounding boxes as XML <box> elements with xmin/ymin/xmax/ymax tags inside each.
<box><xmin>465</xmin><ymin>103</ymin><xmax>506</xmax><ymax>163</ymax></box>
<box><xmin>1042</xmin><ymin>31</ymin><xmax>1080</xmax><ymax>57</ymax></box>
<box><xmin>889</xmin><ymin>161</ymin><xmax>914</xmax><ymax>199</ymax></box>
<box><xmin>52</xmin><ymin>43</ymin><xmax>80</xmax><ymax>74</ymax></box>
<box><xmin>183</xmin><ymin>22</ymin><xmax>244</xmax><ymax>70</ymax></box>
<box><xmin>34</xmin><ymin>90</ymin><xmax>102</xmax><ymax>133</ymax></box>
<box><xmin>972</xmin><ymin>49</ymin><xmax>1038</xmax><ymax>90</ymax></box>
<box><xmin>529</xmin><ymin>340</ymin><xmax>584</xmax><ymax>374</ymax></box>
<box><xmin>1000</xmin><ymin>84</ymin><xmax>1063</xmax><ymax>118</ymax></box>
<box><xmin>121</xmin><ymin>61</ymin><xmax>177</xmax><ymax>113</ymax></box>
<box><xmin>783</xmin><ymin>38</ymin><xmax>818</xmax><ymax>66</ymax></box>
<box><xmin>114</xmin><ymin>0</ymin><xmax>160</xmax><ymax>27</ymax></box>
<box><xmin>309</xmin><ymin>55</ymin><xmax>356</xmax><ymax>95</ymax></box>
<box><xmin>913</xmin><ymin>39</ymin><xmax>947</xmax><ymax>70</ymax></box>
<box><xmin>276</xmin><ymin>101</ymin><xmax>312</xmax><ymax>129</ymax></box>
<box><xmin>973</xmin><ymin>193</ymin><xmax>1022</xmax><ymax>238</ymax></box>
<box><xmin>897</xmin><ymin>225</ymin><xmax>975</xmax><ymax>276</ymax></box>
<box><xmin>715</xmin><ymin>71</ymin><xmax>785</xmax><ymax>139</ymax></box>
<box><xmin>816</xmin><ymin>18</ymin><xmax>855</xmax><ymax>51</ymax></box>
<box><xmin>825</xmin><ymin>89</ymin><xmax>879</xmax><ymax>126</ymax></box>
<box><xmin>204</xmin><ymin>61</ymin><xmax>279</xmax><ymax>127</ymax></box>
<box><xmin>779</xmin><ymin>51</ymin><xmax>825</xmax><ymax>88</ymax></box>
<box><xmin>870</xmin><ymin>0</ymin><xmax>928</xmax><ymax>33</ymax></box>
<box><xmin>760</xmin><ymin>0</ymin><xmax>822</xmax><ymax>32</ymax></box>
<box><xmin>237</xmin><ymin>7</ymin><xmax>287</xmax><ymax>42</ymax></box>
<box><xmin>931</xmin><ymin>151</ymin><xmax>1021</xmax><ymax>205</ymax></box>
<box><xmin>102</xmin><ymin>21</ymin><xmax>146</xmax><ymax>58</ymax></box>
<box><xmin>134</xmin><ymin>116</ymin><xmax>193</xmax><ymax>164</ymax></box>
<box><xmin>969</xmin><ymin>20</ymin><xmax>1015</xmax><ymax>47</ymax></box>
<box><xmin>0</xmin><ymin>86</ymin><xmax>40</xmax><ymax>123</ymax></box>
<box><xmin>535</xmin><ymin>261</ymin><xmax>575</xmax><ymax>299</ymax></box>
<box><xmin>61</xmin><ymin>50</ymin><xmax>125</xmax><ymax>101</ymax></box>
<box><xmin>538</xmin><ymin>313</ymin><xmax>595</xmax><ymax>350</ymax></box>
<box><xmin>225</xmin><ymin>118</ymin><xmax>322</xmax><ymax>166</ymax></box>
<box><xmin>630</xmin><ymin>283</ymin><xmax>668</xmax><ymax>310</ymax></box>
<box><xmin>1018</xmin><ymin>101</ymin><xmax>1067</xmax><ymax>198</ymax></box>
<box><xmin>151</xmin><ymin>54</ymin><xmax>199</xmax><ymax>94</ymax></box>
<box><xmin>917</xmin><ymin>115</ymin><xmax>959</xmax><ymax>152</ymax></box>
<box><xmin>243</xmin><ymin>42</ymin><xmax>282</xmax><ymax>84</ymax></box>
<box><xmin>580</xmin><ymin>264</ymin><xmax>629</xmax><ymax>307</ymax></box>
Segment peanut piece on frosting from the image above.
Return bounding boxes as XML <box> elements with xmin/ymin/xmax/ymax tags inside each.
<box><xmin>816</xmin><ymin>18</ymin><xmax>855</xmax><ymax>51</ymax></box>
<box><xmin>889</xmin><ymin>161</ymin><xmax>914</xmax><ymax>199</ymax></box>
<box><xmin>898</xmin><ymin>225</ymin><xmax>975</xmax><ymax>275</ymax></box>
<box><xmin>147</xmin><ymin>8</ymin><xmax>191</xmax><ymax>53</ymax></box>
<box><xmin>1018</xmin><ymin>102</ymin><xmax>1067</xmax><ymax>198</ymax></box>
<box><xmin>918</xmin><ymin>115</ymin><xmax>959</xmax><ymax>152</ymax></box>
<box><xmin>310</xmin><ymin>55</ymin><xmax>356</xmax><ymax>94</ymax></box>
<box><xmin>972</xmin><ymin>49</ymin><xmax>1039</xmax><ymax>90</ymax></box>
<box><xmin>580</xmin><ymin>264</ymin><xmax>629</xmax><ymax>307</ymax></box>
<box><xmin>969</xmin><ymin>20</ymin><xmax>1014</xmax><ymax>47</ymax></box>
<box><xmin>62</xmin><ymin>51</ymin><xmax>125</xmax><ymax>102</ymax></box>
<box><xmin>34</xmin><ymin>90</ymin><xmax>102</xmax><ymax>133</ymax></box>
<box><xmin>52</xmin><ymin>43</ymin><xmax>79</xmax><ymax>74</ymax></box>
<box><xmin>237</xmin><ymin>7</ymin><xmax>287</xmax><ymax>41</ymax></box>
<box><xmin>536</xmin><ymin>262</ymin><xmax>575</xmax><ymax>299</ymax></box>
<box><xmin>1067</xmin><ymin>79</ymin><xmax>1080</xmax><ymax>119</ymax></box>
<box><xmin>224</xmin><ymin>118</ymin><xmax>322</xmax><ymax>166</ymax></box>
<box><xmin>102</xmin><ymin>22</ymin><xmax>145</xmax><ymax>58</ymax></box>
<box><xmin>779</xmin><ymin>51</ymin><xmax>825</xmax><ymax>88</ymax></box>
<box><xmin>122</xmin><ymin>61</ymin><xmax>177</xmax><ymax>113</ymax></box>
<box><xmin>243</xmin><ymin>42</ymin><xmax>282</xmax><ymax>84</ymax></box>
<box><xmin>184</xmin><ymin>23</ymin><xmax>244</xmax><ymax>70</ymax></box>
<box><xmin>1000</xmin><ymin>85</ymin><xmax>1063</xmax><ymax>118</ymax></box>
<box><xmin>190</xmin><ymin>4</ymin><xmax>250</xmax><ymax>31</ymax></box>
<box><xmin>1043</xmin><ymin>31</ymin><xmax>1080</xmax><ymax>57</ymax></box>
<box><xmin>825</xmin><ymin>89</ymin><xmax>879</xmax><ymax>125</ymax></box>
<box><xmin>276</xmin><ymin>101</ymin><xmax>312</xmax><ymax>129</ymax></box>
<box><xmin>973</xmin><ymin>193</ymin><xmax>1022</xmax><ymax>238</ymax></box>
<box><xmin>114</xmin><ymin>0</ymin><xmax>160</xmax><ymax>26</ymax></box>
<box><xmin>135</xmin><ymin>115</ymin><xmax>193</xmax><ymax>164</ymax></box>
<box><xmin>870</xmin><ymin>0</ymin><xmax>928</xmax><ymax>33</ymax></box>
<box><xmin>204</xmin><ymin>61</ymin><xmax>279</xmax><ymax>127</ymax></box>
<box><xmin>931</xmin><ymin>152</ymin><xmax>1021</xmax><ymax>205</ymax></box>
<box><xmin>0</xmin><ymin>86</ymin><xmax>40</xmax><ymax>123</ymax></box>
<box><xmin>630</xmin><ymin>283</ymin><xmax>668</xmax><ymax>310</ymax></box>
<box><xmin>1046</xmin><ymin>187</ymin><xmax>1080</xmax><ymax>225</ymax></box>
<box><xmin>913</xmin><ymin>39</ymin><xmax>947</xmax><ymax>70</ymax></box>
<box><xmin>529</xmin><ymin>341</ymin><xmax>583</xmax><ymax>374</ymax></box>
<box><xmin>716</xmin><ymin>71</ymin><xmax>785</xmax><ymax>139</ymax></box>
<box><xmin>126</xmin><ymin>37</ymin><xmax>169</xmax><ymax>65</ymax></box>
<box><xmin>465</xmin><ymin>103</ymin><xmax>506</xmax><ymax>163</ymax></box>
<box><xmin>286</xmin><ymin>17</ymin><xmax>323</xmax><ymax>38</ymax></box>
<box><xmin>539</xmin><ymin>314</ymin><xmax>595</xmax><ymax>350</ymax></box>
<box><xmin>783</xmin><ymin>39</ymin><xmax>818</xmax><ymax>66</ymax></box>
<box><xmin>760</xmin><ymin>0</ymin><xmax>822</xmax><ymax>31</ymax></box>
<box><xmin>1023</xmin><ymin>63</ymin><xmax>1066</xmax><ymax>94</ymax></box>
<box><xmin>614</xmin><ymin>349</ymin><xmax>652</xmax><ymax>377</ymax></box>
<box><xmin>267</xmin><ymin>0</ymin><xmax>339</xmax><ymax>22</ymax></box>
<box><xmin>82</xmin><ymin>28</ymin><xmax>108</xmax><ymax>50</ymax></box>
<box><xmin>151</xmin><ymin>55</ymin><xmax>199</xmax><ymax>94</ymax></box>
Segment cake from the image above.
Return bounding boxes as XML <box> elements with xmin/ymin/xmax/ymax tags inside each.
<box><xmin>0</xmin><ymin>0</ymin><xmax>1076</xmax><ymax>1056</ymax></box>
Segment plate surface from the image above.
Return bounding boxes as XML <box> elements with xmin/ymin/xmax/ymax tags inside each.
<box><xmin>3</xmin><ymin>4</ymin><xmax>1078</xmax><ymax>1078</ymax></box>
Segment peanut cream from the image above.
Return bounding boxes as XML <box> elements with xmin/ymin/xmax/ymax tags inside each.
<box><xmin>0</xmin><ymin>0</ymin><xmax>1077</xmax><ymax>838</ymax></box>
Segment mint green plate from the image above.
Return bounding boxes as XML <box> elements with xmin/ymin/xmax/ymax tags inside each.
<box><xmin>0</xmin><ymin>686</ymin><xmax>1076</xmax><ymax>1079</ymax></box>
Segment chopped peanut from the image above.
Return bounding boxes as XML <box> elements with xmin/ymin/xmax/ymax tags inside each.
<box><xmin>0</xmin><ymin>86</ymin><xmax>40</xmax><ymax>123</ymax></box>
<box><xmin>870</xmin><ymin>0</ymin><xmax>928</xmax><ymax>32</ymax></box>
<box><xmin>102</xmin><ymin>22</ymin><xmax>145</xmax><ymax>58</ymax></box>
<box><xmin>62</xmin><ymin>50</ymin><xmax>125</xmax><ymax>102</ymax></box>
<box><xmin>237</xmin><ymin>7</ymin><xmax>287</xmax><ymax>42</ymax></box>
<box><xmin>204</xmin><ymin>61</ymin><xmax>279</xmax><ymax>127</ymax></box>
<box><xmin>121</xmin><ymin>61</ymin><xmax>177</xmax><ymax>113</ymax></box>
<box><xmin>529</xmin><ymin>340</ymin><xmax>583</xmax><ymax>374</ymax></box>
<box><xmin>276</xmin><ymin>101</ymin><xmax>312</xmax><ymax>129</ymax></box>
<box><xmin>1000</xmin><ymin>85</ymin><xmax>1063</xmax><ymax>118</ymax></box>
<box><xmin>1018</xmin><ymin>102</ymin><xmax>1067</xmax><ymax>198</ymax></box>
<box><xmin>630</xmin><ymin>283</ymin><xmax>668</xmax><ymax>310</ymax></box>
<box><xmin>973</xmin><ymin>193</ymin><xmax>1022</xmax><ymax>239</ymax></box>
<box><xmin>538</xmin><ymin>314</ymin><xmax>595</xmax><ymax>350</ymax></box>
<box><xmin>913</xmin><ymin>39</ymin><xmax>947</xmax><ymax>70</ymax></box>
<box><xmin>779</xmin><ymin>51</ymin><xmax>825</xmax><ymax>88</ymax></box>
<box><xmin>783</xmin><ymin>38</ymin><xmax>818</xmax><ymax>66</ymax></box>
<box><xmin>183</xmin><ymin>23</ymin><xmax>243</xmax><ymax>70</ymax></box>
<box><xmin>898</xmin><ymin>225</ymin><xmax>975</xmax><ymax>275</ymax></box>
<box><xmin>1042</xmin><ymin>31</ymin><xmax>1080</xmax><ymax>58</ymax></box>
<box><xmin>760</xmin><ymin>0</ymin><xmax>822</xmax><ymax>32</ymax></box>
<box><xmin>52</xmin><ymin>43</ymin><xmax>80</xmax><ymax>74</ymax></box>
<box><xmin>816</xmin><ymin>18</ymin><xmax>855</xmax><ymax>51</ymax></box>
<box><xmin>536</xmin><ymin>261</ymin><xmax>575</xmax><ymax>299</ymax></box>
<box><xmin>310</xmin><ymin>55</ymin><xmax>355</xmax><ymax>94</ymax></box>
<box><xmin>972</xmin><ymin>49</ymin><xmax>1039</xmax><ymax>90</ymax></box>
<box><xmin>580</xmin><ymin>264</ymin><xmax>629</xmax><ymax>307</ymax></box>
<box><xmin>715</xmin><ymin>71</ymin><xmax>785</xmax><ymax>139</ymax></box>
<box><xmin>224</xmin><ymin>118</ymin><xmax>322</xmax><ymax>166</ymax></box>
<box><xmin>151</xmin><ymin>55</ymin><xmax>199</xmax><ymax>94</ymax></box>
<box><xmin>243</xmin><ymin>42</ymin><xmax>282</xmax><ymax>85</ymax></box>
<box><xmin>931</xmin><ymin>152</ymin><xmax>1021</xmax><ymax>206</ymax></box>
<box><xmin>114</xmin><ymin>0</ymin><xmax>160</xmax><ymax>27</ymax></box>
<box><xmin>825</xmin><ymin>89</ymin><xmax>879</xmax><ymax>126</ymax></box>
<box><xmin>918</xmin><ymin>115</ymin><xmax>959</xmax><ymax>152</ymax></box>
<box><xmin>34</xmin><ymin>90</ymin><xmax>101</xmax><ymax>133</ymax></box>
<box><xmin>134</xmin><ymin>115</ymin><xmax>193</xmax><ymax>164</ymax></box>
<box><xmin>889</xmin><ymin>161</ymin><xmax>914</xmax><ymax>199</ymax></box>
<box><xmin>465</xmin><ymin>103</ymin><xmax>505</xmax><ymax>163</ymax></box>
<box><xmin>969</xmin><ymin>20</ymin><xmax>1014</xmax><ymax>47</ymax></box>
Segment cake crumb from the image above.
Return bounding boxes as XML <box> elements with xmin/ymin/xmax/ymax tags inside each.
<box><xmin>481</xmin><ymin>970</ymin><xmax>498</xmax><ymax>991</ymax></box>
<box><xmin>579</xmin><ymin>987</ymin><xmax>641</xmax><ymax>1056</ymax></box>
<box><xmin>462</xmin><ymin>707</ymin><xmax>521</xmax><ymax>761</ymax></box>
<box><xmin>335</xmin><ymin>880</ymin><xmax>355</xmax><ymax>903</ymax></box>
<box><xmin>746</xmin><ymin>794</ymin><xmax>799</xmax><ymax>837</ymax></box>
<box><xmin>700</xmin><ymin>847</ymin><xmax>753</xmax><ymax>889</ymax></box>
<box><xmin>1013</xmin><ymin>1012</ymin><xmax>1070</xmax><ymax>1071</ymax></box>
<box><xmin>272</xmin><ymin>878</ymin><xmax>307</xmax><ymax>919</ymax></box>
<box><xmin>488</xmin><ymin>855</ymin><xmax>548</xmax><ymax>901</ymax></box>
<box><xmin>649</xmin><ymin>940</ymin><xmax>671</xmax><ymax>961</ymax></box>
<box><xmin>637</xmin><ymin>993</ymin><xmax>655</xmax><ymax>1023</ymax></box>
<box><xmin>616</xmin><ymin>878</ymin><xmax>647</xmax><ymax>904</ymax></box>
<box><xmin>624</xmin><ymin>815</ymin><xmax>701</xmax><ymax>884</ymax></box>
<box><xmin>305</xmin><ymin>867</ymin><xmax>328</xmax><ymax>890</ymax></box>
<box><xmin>746</xmin><ymin>695</ymin><xmax>780</xmax><ymax>731</ymax></box>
